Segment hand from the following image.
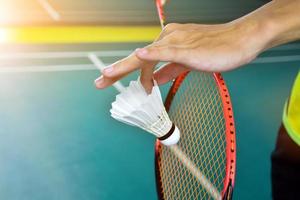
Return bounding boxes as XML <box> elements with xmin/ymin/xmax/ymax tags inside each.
<box><xmin>95</xmin><ymin>21</ymin><xmax>268</xmax><ymax>89</ymax></box>
<box><xmin>95</xmin><ymin>0</ymin><xmax>300</xmax><ymax>90</ymax></box>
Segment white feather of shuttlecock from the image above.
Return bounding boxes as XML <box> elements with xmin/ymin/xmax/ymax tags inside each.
<box><xmin>110</xmin><ymin>79</ymin><xmax>179</xmax><ymax>144</ymax></box>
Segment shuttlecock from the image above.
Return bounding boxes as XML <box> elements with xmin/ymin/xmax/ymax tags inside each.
<box><xmin>110</xmin><ymin>78</ymin><xmax>180</xmax><ymax>146</ymax></box>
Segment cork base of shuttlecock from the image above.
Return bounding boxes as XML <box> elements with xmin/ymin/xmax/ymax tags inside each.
<box><xmin>159</xmin><ymin>125</ymin><xmax>180</xmax><ymax>146</ymax></box>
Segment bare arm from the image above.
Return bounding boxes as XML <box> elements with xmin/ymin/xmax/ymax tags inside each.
<box><xmin>95</xmin><ymin>0</ymin><xmax>300</xmax><ymax>89</ymax></box>
<box><xmin>255</xmin><ymin>0</ymin><xmax>300</xmax><ymax>48</ymax></box>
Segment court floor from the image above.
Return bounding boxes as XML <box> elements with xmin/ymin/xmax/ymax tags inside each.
<box><xmin>0</xmin><ymin>42</ymin><xmax>299</xmax><ymax>200</ymax></box>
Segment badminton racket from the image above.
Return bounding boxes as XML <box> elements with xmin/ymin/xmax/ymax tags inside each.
<box><xmin>154</xmin><ymin>1</ymin><xmax>236</xmax><ymax>200</ymax></box>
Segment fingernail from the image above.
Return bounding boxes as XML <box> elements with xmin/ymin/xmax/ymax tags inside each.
<box><xmin>94</xmin><ymin>77</ymin><xmax>104</xmax><ymax>88</ymax></box>
<box><xmin>102</xmin><ymin>66</ymin><xmax>114</xmax><ymax>75</ymax></box>
<box><xmin>136</xmin><ymin>48</ymin><xmax>148</xmax><ymax>56</ymax></box>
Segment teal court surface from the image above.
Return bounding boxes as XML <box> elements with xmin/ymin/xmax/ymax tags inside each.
<box><xmin>0</xmin><ymin>42</ymin><xmax>299</xmax><ymax>200</ymax></box>
<box><xmin>1</xmin><ymin>0</ymin><xmax>300</xmax><ymax>199</ymax></box>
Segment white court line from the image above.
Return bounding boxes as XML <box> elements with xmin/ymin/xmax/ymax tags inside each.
<box><xmin>170</xmin><ymin>145</ymin><xmax>222</xmax><ymax>200</ymax></box>
<box><xmin>0</xmin><ymin>50</ymin><xmax>132</xmax><ymax>60</ymax></box>
<box><xmin>270</xmin><ymin>43</ymin><xmax>300</xmax><ymax>51</ymax></box>
<box><xmin>252</xmin><ymin>55</ymin><xmax>300</xmax><ymax>64</ymax></box>
<box><xmin>0</xmin><ymin>51</ymin><xmax>300</xmax><ymax>65</ymax></box>
<box><xmin>1</xmin><ymin>54</ymin><xmax>300</xmax><ymax>73</ymax></box>
<box><xmin>0</xmin><ymin>51</ymin><xmax>299</xmax><ymax>74</ymax></box>
<box><xmin>36</xmin><ymin>0</ymin><xmax>60</xmax><ymax>21</ymax></box>
<box><xmin>0</xmin><ymin>64</ymin><xmax>96</xmax><ymax>73</ymax></box>
<box><xmin>88</xmin><ymin>53</ymin><xmax>125</xmax><ymax>92</ymax></box>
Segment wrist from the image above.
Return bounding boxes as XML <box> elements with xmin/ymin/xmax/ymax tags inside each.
<box><xmin>239</xmin><ymin>0</ymin><xmax>300</xmax><ymax>50</ymax></box>
<box><xmin>251</xmin><ymin>16</ymin><xmax>283</xmax><ymax>50</ymax></box>
<box><xmin>259</xmin><ymin>11</ymin><xmax>300</xmax><ymax>49</ymax></box>
<box><xmin>227</xmin><ymin>17</ymin><xmax>273</xmax><ymax>56</ymax></box>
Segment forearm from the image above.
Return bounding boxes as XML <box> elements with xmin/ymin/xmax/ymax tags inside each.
<box><xmin>234</xmin><ymin>0</ymin><xmax>300</xmax><ymax>50</ymax></box>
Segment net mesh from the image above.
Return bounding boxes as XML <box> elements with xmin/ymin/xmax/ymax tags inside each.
<box><xmin>157</xmin><ymin>72</ymin><xmax>227</xmax><ymax>200</ymax></box>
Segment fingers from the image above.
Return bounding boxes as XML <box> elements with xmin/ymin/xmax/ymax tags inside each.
<box><xmin>140</xmin><ymin>61</ymin><xmax>157</xmax><ymax>94</ymax></box>
<box><xmin>154</xmin><ymin>63</ymin><xmax>189</xmax><ymax>85</ymax></box>
<box><xmin>95</xmin><ymin>45</ymin><xmax>189</xmax><ymax>89</ymax></box>
<box><xmin>135</xmin><ymin>45</ymin><xmax>188</xmax><ymax>64</ymax></box>
<box><xmin>94</xmin><ymin>75</ymin><xmax>123</xmax><ymax>89</ymax></box>
<box><xmin>95</xmin><ymin>62</ymin><xmax>189</xmax><ymax>89</ymax></box>
<box><xmin>94</xmin><ymin>22</ymin><xmax>200</xmax><ymax>89</ymax></box>
<box><xmin>94</xmin><ymin>36</ymin><xmax>188</xmax><ymax>89</ymax></box>
<box><xmin>101</xmin><ymin>52</ymin><xmax>143</xmax><ymax>78</ymax></box>
<box><xmin>95</xmin><ymin>51</ymin><xmax>157</xmax><ymax>89</ymax></box>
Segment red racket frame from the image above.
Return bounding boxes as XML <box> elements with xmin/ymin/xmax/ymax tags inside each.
<box><xmin>155</xmin><ymin>72</ymin><xmax>236</xmax><ymax>200</ymax></box>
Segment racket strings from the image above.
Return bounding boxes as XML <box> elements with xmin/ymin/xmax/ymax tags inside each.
<box><xmin>157</xmin><ymin>72</ymin><xmax>227</xmax><ymax>199</ymax></box>
<box><xmin>169</xmin><ymin>145</ymin><xmax>222</xmax><ymax>200</ymax></box>
<box><xmin>172</xmin><ymin>73</ymin><xmax>226</xmax><ymax>180</ymax></box>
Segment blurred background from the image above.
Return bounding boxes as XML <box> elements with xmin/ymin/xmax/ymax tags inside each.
<box><xmin>0</xmin><ymin>0</ymin><xmax>299</xmax><ymax>199</ymax></box>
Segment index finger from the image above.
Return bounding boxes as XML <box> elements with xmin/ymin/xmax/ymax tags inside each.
<box><xmin>95</xmin><ymin>51</ymin><xmax>157</xmax><ymax>89</ymax></box>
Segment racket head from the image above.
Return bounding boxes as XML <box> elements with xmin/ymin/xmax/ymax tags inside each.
<box><xmin>155</xmin><ymin>71</ymin><xmax>236</xmax><ymax>200</ymax></box>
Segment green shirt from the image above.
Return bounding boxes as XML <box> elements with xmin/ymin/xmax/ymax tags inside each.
<box><xmin>283</xmin><ymin>71</ymin><xmax>300</xmax><ymax>146</ymax></box>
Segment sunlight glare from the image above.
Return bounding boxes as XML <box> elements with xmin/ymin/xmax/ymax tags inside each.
<box><xmin>0</xmin><ymin>28</ymin><xmax>9</xmax><ymax>43</ymax></box>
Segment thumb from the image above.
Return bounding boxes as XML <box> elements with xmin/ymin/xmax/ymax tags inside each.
<box><xmin>154</xmin><ymin>62</ymin><xmax>188</xmax><ymax>85</ymax></box>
